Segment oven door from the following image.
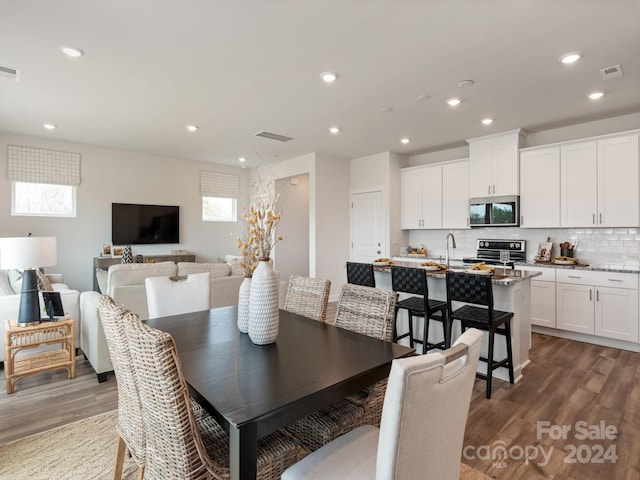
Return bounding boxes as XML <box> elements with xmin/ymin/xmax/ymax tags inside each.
<box><xmin>469</xmin><ymin>196</ymin><xmax>519</xmax><ymax>226</ymax></box>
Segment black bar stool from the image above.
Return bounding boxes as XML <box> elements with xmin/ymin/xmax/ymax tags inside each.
<box><xmin>346</xmin><ymin>262</ymin><xmax>376</xmax><ymax>287</ymax></box>
<box><xmin>445</xmin><ymin>271</ymin><xmax>515</xmax><ymax>399</ymax></box>
<box><xmin>391</xmin><ymin>266</ymin><xmax>448</xmax><ymax>353</ymax></box>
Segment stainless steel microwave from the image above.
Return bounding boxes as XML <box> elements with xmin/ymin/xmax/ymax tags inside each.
<box><xmin>469</xmin><ymin>195</ymin><xmax>520</xmax><ymax>227</ymax></box>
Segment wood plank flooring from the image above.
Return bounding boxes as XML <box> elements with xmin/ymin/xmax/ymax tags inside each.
<box><xmin>1</xmin><ymin>319</ymin><xmax>638</xmax><ymax>479</ymax></box>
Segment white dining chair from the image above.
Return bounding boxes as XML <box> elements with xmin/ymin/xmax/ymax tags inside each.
<box><xmin>281</xmin><ymin>328</ymin><xmax>484</xmax><ymax>480</ymax></box>
<box><xmin>145</xmin><ymin>272</ymin><xmax>210</xmax><ymax>318</ymax></box>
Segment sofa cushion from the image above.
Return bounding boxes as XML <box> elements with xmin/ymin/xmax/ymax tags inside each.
<box><xmin>177</xmin><ymin>262</ymin><xmax>231</xmax><ymax>278</ymax></box>
<box><xmin>0</xmin><ymin>270</ymin><xmax>14</xmax><ymax>295</ymax></box>
<box><xmin>95</xmin><ymin>269</ymin><xmax>108</xmax><ymax>294</ymax></box>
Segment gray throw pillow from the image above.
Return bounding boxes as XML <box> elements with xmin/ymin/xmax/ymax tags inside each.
<box><xmin>0</xmin><ymin>270</ymin><xmax>14</xmax><ymax>295</ymax></box>
<box><xmin>8</xmin><ymin>269</ymin><xmax>23</xmax><ymax>294</ymax></box>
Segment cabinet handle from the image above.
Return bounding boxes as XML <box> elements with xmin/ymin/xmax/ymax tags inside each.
<box><xmin>492</xmin><ymin>185</ymin><xmax>495</xmax><ymax>194</ymax></box>
<box><xmin>596</xmin><ymin>290</ymin><xmax>599</xmax><ymax>301</ymax></box>
<box><xmin>568</xmin><ymin>275</ymin><xmax>581</xmax><ymax>279</ymax></box>
<box><xmin>488</xmin><ymin>185</ymin><xmax>491</xmax><ymax>194</ymax></box>
<box><xmin>589</xmin><ymin>289</ymin><xmax>592</xmax><ymax>301</ymax></box>
<box><xmin>608</xmin><ymin>278</ymin><xmax>623</xmax><ymax>282</ymax></box>
<box><xmin>592</xmin><ymin>213</ymin><xmax>595</xmax><ymax>225</ymax></box>
<box><xmin>599</xmin><ymin>213</ymin><xmax>603</xmax><ymax>224</ymax></box>
<box><xmin>520</xmin><ymin>215</ymin><xmax>524</xmax><ymax>225</ymax></box>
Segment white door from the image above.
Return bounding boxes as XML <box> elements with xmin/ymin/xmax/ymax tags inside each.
<box><xmin>351</xmin><ymin>190</ymin><xmax>383</xmax><ymax>262</ymax></box>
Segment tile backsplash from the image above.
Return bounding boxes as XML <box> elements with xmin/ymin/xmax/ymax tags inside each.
<box><xmin>407</xmin><ymin>227</ymin><xmax>640</xmax><ymax>269</ymax></box>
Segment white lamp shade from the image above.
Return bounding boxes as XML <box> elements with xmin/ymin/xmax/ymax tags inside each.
<box><xmin>0</xmin><ymin>236</ymin><xmax>57</xmax><ymax>270</ymax></box>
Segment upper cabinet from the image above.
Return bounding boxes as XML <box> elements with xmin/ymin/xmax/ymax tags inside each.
<box><xmin>467</xmin><ymin>129</ymin><xmax>526</xmax><ymax>198</ymax></box>
<box><xmin>520</xmin><ymin>147</ymin><xmax>561</xmax><ymax>228</ymax></box>
<box><xmin>400</xmin><ymin>159</ymin><xmax>469</xmax><ymax>230</ymax></box>
<box><xmin>560</xmin><ymin>134</ymin><xmax>639</xmax><ymax>228</ymax></box>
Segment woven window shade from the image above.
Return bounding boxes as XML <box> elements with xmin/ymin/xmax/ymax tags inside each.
<box><xmin>7</xmin><ymin>145</ymin><xmax>81</xmax><ymax>186</ymax></box>
<box><xmin>200</xmin><ymin>171</ymin><xmax>239</xmax><ymax>198</ymax></box>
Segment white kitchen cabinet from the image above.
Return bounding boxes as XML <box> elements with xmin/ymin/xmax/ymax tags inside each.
<box><xmin>467</xmin><ymin>129</ymin><xmax>525</xmax><ymax>198</ymax></box>
<box><xmin>442</xmin><ymin>160</ymin><xmax>469</xmax><ymax>228</ymax></box>
<box><xmin>560</xmin><ymin>134</ymin><xmax>639</xmax><ymax>227</ymax></box>
<box><xmin>595</xmin><ymin>286</ymin><xmax>639</xmax><ymax>342</ymax></box>
<box><xmin>400</xmin><ymin>165</ymin><xmax>442</xmax><ymax>229</ymax></box>
<box><xmin>520</xmin><ymin>147</ymin><xmax>560</xmax><ymax>228</ymax></box>
<box><xmin>516</xmin><ymin>266</ymin><xmax>557</xmax><ymax>327</ymax></box>
<box><xmin>556</xmin><ymin>282</ymin><xmax>595</xmax><ymax>334</ymax></box>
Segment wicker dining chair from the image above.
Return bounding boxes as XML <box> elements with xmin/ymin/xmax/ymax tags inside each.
<box><xmin>283</xmin><ymin>275</ymin><xmax>331</xmax><ymax>322</ymax></box>
<box><xmin>122</xmin><ymin>311</ymin><xmax>305</xmax><ymax>480</ymax></box>
<box><xmin>285</xmin><ymin>284</ymin><xmax>397</xmax><ymax>452</ymax></box>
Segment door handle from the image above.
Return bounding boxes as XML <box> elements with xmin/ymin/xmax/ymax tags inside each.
<box><xmin>377</xmin><ymin>250</ymin><xmax>381</xmax><ymax>254</ymax></box>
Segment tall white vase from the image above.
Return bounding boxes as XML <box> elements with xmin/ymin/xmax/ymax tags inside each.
<box><xmin>237</xmin><ymin>276</ymin><xmax>251</xmax><ymax>333</ymax></box>
<box><xmin>248</xmin><ymin>259</ymin><xmax>279</xmax><ymax>345</ymax></box>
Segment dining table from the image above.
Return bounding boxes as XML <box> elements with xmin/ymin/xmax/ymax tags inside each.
<box><xmin>145</xmin><ymin>305</ymin><xmax>415</xmax><ymax>480</ymax></box>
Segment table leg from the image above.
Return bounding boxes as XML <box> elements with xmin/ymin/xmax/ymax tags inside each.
<box><xmin>229</xmin><ymin>423</ymin><xmax>258</xmax><ymax>480</ymax></box>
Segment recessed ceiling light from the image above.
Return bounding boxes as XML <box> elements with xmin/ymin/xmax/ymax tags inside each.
<box><xmin>238</xmin><ymin>157</ymin><xmax>246</xmax><ymax>163</ymax></box>
<box><xmin>559</xmin><ymin>52</ymin><xmax>581</xmax><ymax>64</ymax></box>
<box><xmin>380</xmin><ymin>106</ymin><xmax>393</xmax><ymax>113</ymax></box>
<box><xmin>43</xmin><ymin>123</ymin><xmax>56</xmax><ymax>130</ymax></box>
<box><xmin>320</xmin><ymin>72</ymin><xmax>338</xmax><ymax>83</ymax></box>
<box><xmin>447</xmin><ymin>97</ymin><xmax>461</xmax><ymax>106</ymax></box>
<box><xmin>588</xmin><ymin>91</ymin><xmax>604</xmax><ymax>100</ymax></box>
<box><xmin>60</xmin><ymin>45</ymin><xmax>84</xmax><ymax>58</ymax></box>
<box><xmin>417</xmin><ymin>94</ymin><xmax>431</xmax><ymax>101</ymax></box>
<box><xmin>400</xmin><ymin>138</ymin><xmax>410</xmax><ymax>144</ymax></box>
<box><xmin>328</xmin><ymin>126</ymin><xmax>340</xmax><ymax>135</ymax></box>
<box><xmin>481</xmin><ymin>118</ymin><xmax>494</xmax><ymax>125</ymax></box>
<box><xmin>458</xmin><ymin>80</ymin><xmax>474</xmax><ymax>87</ymax></box>
<box><xmin>186</xmin><ymin>125</ymin><xmax>199</xmax><ymax>132</ymax></box>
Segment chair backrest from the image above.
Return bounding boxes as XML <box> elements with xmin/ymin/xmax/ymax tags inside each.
<box><xmin>376</xmin><ymin>328</ymin><xmax>483</xmax><ymax>480</ymax></box>
<box><xmin>284</xmin><ymin>274</ymin><xmax>331</xmax><ymax>322</ymax></box>
<box><xmin>123</xmin><ymin>311</ymin><xmax>213</xmax><ymax>479</ymax></box>
<box><xmin>346</xmin><ymin>262</ymin><xmax>376</xmax><ymax>288</ymax></box>
<box><xmin>391</xmin><ymin>266</ymin><xmax>428</xmax><ymax>297</ymax></box>
<box><xmin>96</xmin><ymin>295</ymin><xmax>145</xmax><ymax>465</ymax></box>
<box><xmin>145</xmin><ymin>272</ymin><xmax>210</xmax><ymax>318</ymax></box>
<box><xmin>445</xmin><ymin>271</ymin><xmax>493</xmax><ymax>307</ymax></box>
<box><xmin>335</xmin><ymin>284</ymin><xmax>396</xmax><ymax>341</ymax></box>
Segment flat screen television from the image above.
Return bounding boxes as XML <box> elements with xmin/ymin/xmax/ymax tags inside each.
<box><xmin>112</xmin><ymin>203</ymin><xmax>179</xmax><ymax>245</ymax></box>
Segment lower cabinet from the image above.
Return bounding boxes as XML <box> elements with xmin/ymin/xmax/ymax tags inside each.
<box><xmin>595</xmin><ymin>286</ymin><xmax>639</xmax><ymax>342</ymax></box>
<box><xmin>517</xmin><ymin>266</ymin><xmax>556</xmax><ymax>328</ymax></box>
<box><xmin>556</xmin><ymin>282</ymin><xmax>595</xmax><ymax>334</ymax></box>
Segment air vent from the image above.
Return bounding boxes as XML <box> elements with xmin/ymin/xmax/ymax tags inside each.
<box><xmin>0</xmin><ymin>65</ymin><xmax>20</xmax><ymax>81</ymax></box>
<box><xmin>600</xmin><ymin>64</ymin><xmax>623</xmax><ymax>80</ymax></box>
<box><xmin>254</xmin><ymin>130</ymin><xmax>293</xmax><ymax>142</ymax></box>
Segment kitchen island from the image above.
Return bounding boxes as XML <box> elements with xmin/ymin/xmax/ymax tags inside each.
<box><xmin>375</xmin><ymin>261</ymin><xmax>541</xmax><ymax>383</ymax></box>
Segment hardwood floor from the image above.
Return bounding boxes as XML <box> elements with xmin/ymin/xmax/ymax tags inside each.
<box><xmin>1</xmin><ymin>327</ymin><xmax>638</xmax><ymax>479</ymax></box>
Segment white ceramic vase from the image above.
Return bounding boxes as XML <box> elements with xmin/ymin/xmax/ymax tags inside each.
<box><xmin>237</xmin><ymin>276</ymin><xmax>251</xmax><ymax>333</ymax></box>
<box><xmin>248</xmin><ymin>259</ymin><xmax>279</xmax><ymax>345</ymax></box>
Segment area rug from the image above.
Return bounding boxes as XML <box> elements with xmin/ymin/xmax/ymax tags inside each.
<box><xmin>0</xmin><ymin>410</ymin><xmax>138</xmax><ymax>480</ymax></box>
<box><xmin>0</xmin><ymin>410</ymin><xmax>491</xmax><ymax>479</ymax></box>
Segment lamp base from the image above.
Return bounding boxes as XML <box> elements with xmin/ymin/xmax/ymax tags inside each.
<box><xmin>17</xmin><ymin>269</ymin><xmax>41</xmax><ymax>327</ymax></box>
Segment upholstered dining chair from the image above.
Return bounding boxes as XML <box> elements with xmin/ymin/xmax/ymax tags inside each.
<box><xmin>346</xmin><ymin>261</ymin><xmax>376</xmax><ymax>287</ymax></box>
<box><xmin>281</xmin><ymin>328</ymin><xmax>484</xmax><ymax>480</ymax></box>
<box><xmin>283</xmin><ymin>274</ymin><xmax>331</xmax><ymax>322</ymax></box>
<box><xmin>285</xmin><ymin>284</ymin><xmax>397</xmax><ymax>452</ymax></box>
<box><xmin>122</xmin><ymin>310</ymin><xmax>305</xmax><ymax>480</ymax></box>
<box><xmin>145</xmin><ymin>271</ymin><xmax>210</xmax><ymax>318</ymax></box>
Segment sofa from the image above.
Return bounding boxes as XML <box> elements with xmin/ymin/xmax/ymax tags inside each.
<box><xmin>79</xmin><ymin>261</ymin><xmax>248</xmax><ymax>381</ymax></box>
<box><xmin>0</xmin><ymin>270</ymin><xmax>81</xmax><ymax>364</ymax></box>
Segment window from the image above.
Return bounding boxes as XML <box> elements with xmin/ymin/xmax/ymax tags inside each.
<box><xmin>7</xmin><ymin>145</ymin><xmax>80</xmax><ymax>218</ymax></box>
<box><xmin>12</xmin><ymin>182</ymin><xmax>76</xmax><ymax>217</ymax></box>
<box><xmin>200</xmin><ymin>171</ymin><xmax>239</xmax><ymax>222</ymax></box>
<box><xmin>202</xmin><ymin>196</ymin><xmax>237</xmax><ymax>222</ymax></box>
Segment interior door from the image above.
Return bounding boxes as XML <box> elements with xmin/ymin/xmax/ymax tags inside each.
<box><xmin>351</xmin><ymin>190</ymin><xmax>383</xmax><ymax>263</ymax></box>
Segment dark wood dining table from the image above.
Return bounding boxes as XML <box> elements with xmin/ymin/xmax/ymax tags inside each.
<box><xmin>146</xmin><ymin>306</ymin><xmax>414</xmax><ymax>480</ymax></box>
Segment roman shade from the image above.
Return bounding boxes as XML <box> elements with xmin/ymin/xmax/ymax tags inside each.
<box><xmin>7</xmin><ymin>145</ymin><xmax>81</xmax><ymax>186</ymax></box>
<box><xmin>200</xmin><ymin>171</ymin><xmax>239</xmax><ymax>198</ymax></box>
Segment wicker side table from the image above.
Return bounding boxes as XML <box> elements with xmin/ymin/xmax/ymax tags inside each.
<box><xmin>4</xmin><ymin>318</ymin><xmax>76</xmax><ymax>393</ymax></box>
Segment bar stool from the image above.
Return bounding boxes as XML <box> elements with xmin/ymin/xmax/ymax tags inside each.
<box><xmin>445</xmin><ymin>271</ymin><xmax>515</xmax><ymax>399</ymax></box>
<box><xmin>346</xmin><ymin>261</ymin><xmax>376</xmax><ymax>287</ymax></box>
<box><xmin>391</xmin><ymin>266</ymin><xmax>448</xmax><ymax>353</ymax></box>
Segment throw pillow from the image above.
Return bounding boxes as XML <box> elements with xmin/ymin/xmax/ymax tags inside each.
<box><xmin>0</xmin><ymin>270</ymin><xmax>14</xmax><ymax>295</ymax></box>
<box><xmin>227</xmin><ymin>257</ymin><xmax>243</xmax><ymax>276</ymax></box>
<box><xmin>8</xmin><ymin>269</ymin><xmax>23</xmax><ymax>294</ymax></box>
<box><xmin>36</xmin><ymin>270</ymin><xmax>54</xmax><ymax>292</ymax></box>
<box><xmin>95</xmin><ymin>269</ymin><xmax>108</xmax><ymax>294</ymax></box>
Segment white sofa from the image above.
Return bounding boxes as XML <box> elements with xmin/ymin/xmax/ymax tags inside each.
<box><xmin>80</xmin><ymin>261</ymin><xmax>247</xmax><ymax>382</ymax></box>
<box><xmin>0</xmin><ymin>271</ymin><xmax>80</xmax><ymax>364</ymax></box>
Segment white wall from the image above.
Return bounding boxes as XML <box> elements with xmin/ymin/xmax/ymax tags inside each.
<box><xmin>0</xmin><ymin>131</ymin><xmax>249</xmax><ymax>291</ymax></box>
<box><xmin>275</xmin><ymin>174</ymin><xmax>310</xmax><ymax>280</ymax></box>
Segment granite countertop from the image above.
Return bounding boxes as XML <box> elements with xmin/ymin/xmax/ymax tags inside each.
<box><xmin>516</xmin><ymin>261</ymin><xmax>640</xmax><ymax>274</ymax></box>
<box><xmin>375</xmin><ymin>260</ymin><xmax>541</xmax><ymax>286</ymax></box>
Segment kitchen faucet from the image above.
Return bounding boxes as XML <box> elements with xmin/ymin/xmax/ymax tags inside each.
<box><xmin>445</xmin><ymin>233</ymin><xmax>457</xmax><ymax>269</ymax></box>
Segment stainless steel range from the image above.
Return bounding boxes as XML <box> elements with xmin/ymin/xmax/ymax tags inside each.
<box><xmin>463</xmin><ymin>239</ymin><xmax>526</xmax><ymax>268</ymax></box>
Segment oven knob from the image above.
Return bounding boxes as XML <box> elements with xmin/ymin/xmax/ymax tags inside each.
<box><xmin>515</xmin><ymin>242</ymin><xmax>520</xmax><ymax>249</ymax></box>
<box><xmin>510</xmin><ymin>243</ymin><xmax>515</xmax><ymax>248</ymax></box>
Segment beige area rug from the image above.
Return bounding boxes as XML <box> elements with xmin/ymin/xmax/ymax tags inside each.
<box><xmin>0</xmin><ymin>410</ymin><xmax>138</xmax><ymax>480</ymax></box>
<box><xmin>0</xmin><ymin>410</ymin><xmax>491</xmax><ymax>480</ymax></box>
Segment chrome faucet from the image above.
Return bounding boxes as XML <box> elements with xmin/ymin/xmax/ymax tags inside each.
<box><xmin>445</xmin><ymin>233</ymin><xmax>457</xmax><ymax>269</ymax></box>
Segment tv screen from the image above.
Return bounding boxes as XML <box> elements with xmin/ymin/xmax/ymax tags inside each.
<box><xmin>112</xmin><ymin>203</ymin><xmax>179</xmax><ymax>245</ymax></box>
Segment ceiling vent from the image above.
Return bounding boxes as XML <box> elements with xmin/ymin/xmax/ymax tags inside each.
<box><xmin>600</xmin><ymin>64</ymin><xmax>623</xmax><ymax>80</ymax></box>
<box><xmin>0</xmin><ymin>65</ymin><xmax>20</xmax><ymax>81</ymax></box>
<box><xmin>254</xmin><ymin>130</ymin><xmax>293</xmax><ymax>142</ymax></box>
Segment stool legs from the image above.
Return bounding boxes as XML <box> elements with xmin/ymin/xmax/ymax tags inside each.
<box><xmin>505</xmin><ymin>322</ymin><xmax>515</xmax><ymax>384</ymax></box>
<box><xmin>393</xmin><ymin>308</ymin><xmax>414</xmax><ymax>348</ymax></box>
<box><xmin>486</xmin><ymin>330</ymin><xmax>495</xmax><ymax>399</ymax></box>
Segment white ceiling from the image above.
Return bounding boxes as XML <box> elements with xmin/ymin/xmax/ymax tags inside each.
<box><xmin>1</xmin><ymin>1</ymin><xmax>639</xmax><ymax>167</ymax></box>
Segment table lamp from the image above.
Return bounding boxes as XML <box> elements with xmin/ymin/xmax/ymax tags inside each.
<box><xmin>0</xmin><ymin>235</ymin><xmax>57</xmax><ymax>326</ymax></box>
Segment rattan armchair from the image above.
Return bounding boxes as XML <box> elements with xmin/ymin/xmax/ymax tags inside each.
<box><xmin>285</xmin><ymin>284</ymin><xmax>397</xmax><ymax>452</ymax></box>
<box><xmin>283</xmin><ymin>275</ymin><xmax>331</xmax><ymax>322</ymax></box>
<box><xmin>123</xmin><ymin>311</ymin><xmax>305</xmax><ymax>479</ymax></box>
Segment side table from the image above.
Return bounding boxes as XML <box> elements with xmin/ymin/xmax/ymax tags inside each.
<box><xmin>4</xmin><ymin>318</ymin><xmax>76</xmax><ymax>394</ymax></box>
